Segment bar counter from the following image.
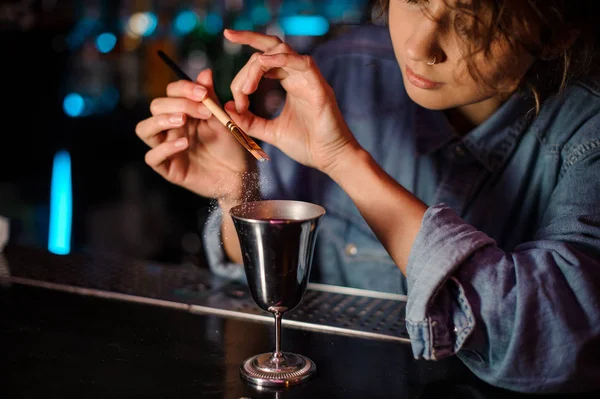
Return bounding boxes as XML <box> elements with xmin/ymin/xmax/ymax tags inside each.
<box><xmin>1</xmin><ymin>245</ymin><xmax>598</xmax><ymax>398</ymax></box>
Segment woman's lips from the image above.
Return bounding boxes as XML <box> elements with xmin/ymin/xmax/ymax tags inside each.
<box><xmin>405</xmin><ymin>67</ymin><xmax>443</xmax><ymax>90</ymax></box>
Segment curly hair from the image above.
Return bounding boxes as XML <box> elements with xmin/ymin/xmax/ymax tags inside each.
<box><xmin>374</xmin><ymin>0</ymin><xmax>600</xmax><ymax>112</ymax></box>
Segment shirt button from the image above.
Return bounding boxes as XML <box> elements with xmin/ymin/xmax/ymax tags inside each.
<box><xmin>345</xmin><ymin>243</ymin><xmax>358</xmax><ymax>256</ymax></box>
<box><xmin>455</xmin><ymin>144</ymin><xmax>466</xmax><ymax>157</ymax></box>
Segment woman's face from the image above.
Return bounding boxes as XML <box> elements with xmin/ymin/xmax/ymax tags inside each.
<box><xmin>388</xmin><ymin>0</ymin><xmax>534</xmax><ymax>118</ymax></box>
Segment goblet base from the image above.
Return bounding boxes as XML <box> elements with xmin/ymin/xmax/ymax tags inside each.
<box><xmin>240</xmin><ymin>352</ymin><xmax>316</xmax><ymax>387</ymax></box>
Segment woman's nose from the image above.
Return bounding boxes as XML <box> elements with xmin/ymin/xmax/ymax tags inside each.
<box><xmin>405</xmin><ymin>21</ymin><xmax>444</xmax><ymax>65</ymax></box>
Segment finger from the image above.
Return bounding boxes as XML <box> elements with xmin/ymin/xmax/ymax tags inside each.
<box><xmin>229</xmin><ymin>50</ymin><xmax>290</xmax><ymax>113</ymax></box>
<box><xmin>230</xmin><ymin>52</ymin><xmax>261</xmax><ymax>113</ymax></box>
<box><xmin>233</xmin><ymin>52</ymin><xmax>314</xmax><ymax>111</ymax></box>
<box><xmin>150</xmin><ymin>97</ymin><xmax>213</xmax><ymax>120</ymax></box>
<box><xmin>196</xmin><ymin>68</ymin><xmax>217</xmax><ymax>100</ymax></box>
<box><xmin>164</xmin><ymin>80</ymin><xmax>214</xmax><ymax>118</ymax></box>
<box><xmin>136</xmin><ymin>113</ymin><xmax>186</xmax><ymax>147</ymax></box>
<box><xmin>259</xmin><ymin>53</ymin><xmax>329</xmax><ymax>97</ymax></box>
<box><xmin>259</xmin><ymin>53</ymin><xmax>314</xmax><ymax>73</ymax></box>
<box><xmin>224</xmin><ymin>101</ymin><xmax>273</xmax><ymax>144</ymax></box>
<box><xmin>144</xmin><ymin>137</ymin><xmax>189</xmax><ymax>168</ymax></box>
<box><xmin>236</xmin><ymin>53</ymin><xmax>319</xmax><ymax>103</ymax></box>
<box><xmin>242</xmin><ymin>52</ymin><xmax>289</xmax><ymax>96</ymax></box>
<box><xmin>263</xmin><ymin>68</ymin><xmax>288</xmax><ymax>80</ymax></box>
<box><xmin>224</xmin><ymin>29</ymin><xmax>282</xmax><ymax>52</ymax></box>
<box><xmin>166</xmin><ymin>80</ymin><xmax>208</xmax><ymax>103</ymax></box>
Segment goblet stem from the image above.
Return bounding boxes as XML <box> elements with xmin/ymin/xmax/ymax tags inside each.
<box><xmin>274</xmin><ymin>312</ymin><xmax>282</xmax><ymax>358</ymax></box>
<box><xmin>269</xmin><ymin>306</ymin><xmax>286</xmax><ymax>364</ymax></box>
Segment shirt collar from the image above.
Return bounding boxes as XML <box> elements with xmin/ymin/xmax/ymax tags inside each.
<box><xmin>415</xmin><ymin>106</ymin><xmax>457</xmax><ymax>155</ymax></box>
<box><xmin>415</xmin><ymin>92</ymin><xmax>532</xmax><ymax>172</ymax></box>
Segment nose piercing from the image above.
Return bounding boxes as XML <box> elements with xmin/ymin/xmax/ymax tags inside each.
<box><xmin>427</xmin><ymin>56</ymin><xmax>437</xmax><ymax>65</ymax></box>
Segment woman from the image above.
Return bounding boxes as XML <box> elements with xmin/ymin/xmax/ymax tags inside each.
<box><xmin>135</xmin><ymin>0</ymin><xmax>600</xmax><ymax>393</ymax></box>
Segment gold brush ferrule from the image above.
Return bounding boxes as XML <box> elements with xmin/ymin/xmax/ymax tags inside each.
<box><xmin>226</xmin><ymin>121</ymin><xmax>261</xmax><ymax>151</ymax></box>
<box><xmin>225</xmin><ymin>121</ymin><xmax>249</xmax><ymax>150</ymax></box>
<box><xmin>225</xmin><ymin>121</ymin><xmax>270</xmax><ymax>161</ymax></box>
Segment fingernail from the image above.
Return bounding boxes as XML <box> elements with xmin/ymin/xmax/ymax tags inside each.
<box><xmin>193</xmin><ymin>86</ymin><xmax>207</xmax><ymax>100</ymax></box>
<box><xmin>198</xmin><ymin>106</ymin><xmax>212</xmax><ymax>118</ymax></box>
<box><xmin>174</xmin><ymin>137</ymin><xmax>188</xmax><ymax>148</ymax></box>
<box><xmin>169</xmin><ymin>114</ymin><xmax>183</xmax><ymax>124</ymax></box>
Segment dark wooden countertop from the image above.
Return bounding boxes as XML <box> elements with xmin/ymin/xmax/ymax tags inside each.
<box><xmin>1</xmin><ymin>246</ymin><xmax>598</xmax><ymax>398</ymax></box>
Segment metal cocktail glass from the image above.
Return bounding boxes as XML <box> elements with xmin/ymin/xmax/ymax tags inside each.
<box><xmin>230</xmin><ymin>200</ymin><xmax>326</xmax><ymax>387</ymax></box>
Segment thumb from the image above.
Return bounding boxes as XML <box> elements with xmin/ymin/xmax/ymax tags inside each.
<box><xmin>225</xmin><ymin>101</ymin><xmax>274</xmax><ymax>145</ymax></box>
<box><xmin>196</xmin><ymin>69</ymin><xmax>220</xmax><ymax>106</ymax></box>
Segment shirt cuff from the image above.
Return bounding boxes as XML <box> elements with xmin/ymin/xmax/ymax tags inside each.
<box><xmin>405</xmin><ymin>204</ymin><xmax>495</xmax><ymax>360</ymax></box>
<box><xmin>203</xmin><ymin>207</ymin><xmax>247</xmax><ymax>283</ymax></box>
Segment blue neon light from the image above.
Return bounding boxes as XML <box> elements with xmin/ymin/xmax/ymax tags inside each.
<box><xmin>48</xmin><ymin>150</ymin><xmax>72</xmax><ymax>255</ymax></box>
<box><xmin>250</xmin><ymin>5</ymin><xmax>272</xmax><ymax>25</ymax></box>
<box><xmin>204</xmin><ymin>12</ymin><xmax>223</xmax><ymax>35</ymax></box>
<box><xmin>280</xmin><ymin>15</ymin><xmax>329</xmax><ymax>36</ymax></box>
<box><xmin>174</xmin><ymin>10</ymin><xmax>197</xmax><ymax>35</ymax></box>
<box><xmin>142</xmin><ymin>12</ymin><xmax>158</xmax><ymax>37</ymax></box>
<box><xmin>95</xmin><ymin>32</ymin><xmax>117</xmax><ymax>53</ymax></box>
<box><xmin>233</xmin><ymin>15</ymin><xmax>254</xmax><ymax>31</ymax></box>
<box><xmin>63</xmin><ymin>93</ymin><xmax>85</xmax><ymax>117</ymax></box>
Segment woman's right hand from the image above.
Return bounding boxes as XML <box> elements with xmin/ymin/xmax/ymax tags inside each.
<box><xmin>135</xmin><ymin>69</ymin><xmax>254</xmax><ymax>204</ymax></box>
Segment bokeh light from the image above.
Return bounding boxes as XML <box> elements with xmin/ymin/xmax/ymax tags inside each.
<box><xmin>95</xmin><ymin>32</ymin><xmax>117</xmax><ymax>53</ymax></box>
<box><xmin>127</xmin><ymin>12</ymin><xmax>158</xmax><ymax>38</ymax></box>
<box><xmin>250</xmin><ymin>4</ymin><xmax>272</xmax><ymax>25</ymax></box>
<box><xmin>48</xmin><ymin>150</ymin><xmax>72</xmax><ymax>256</ymax></box>
<box><xmin>63</xmin><ymin>93</ymin><xmax>85</xmax><ymax>117</ymax></box>
<box><xmin>223</xmin><ymin>37</ymin><xmax>242</xmax><ymax>55</ymax></box>
<box><xmin>173</xmin><ymin>10</ymin><xmax>198</xmax><ymax>36</ymax></box>
<box><xmin>204</xmin><ymin>12</ymin><xmax>223</xmax><ymax>35</ymax></box>
<box><xmin>188</xmin><ymin>49</ymin><xmax>210</xmax><ymax>71</ymax></box>
<box><xmin>280</xmin><ymin>15</ymin><xmax>329</xmax><ymax>36</ymax></box>
<box><xmin>232</xmin><ymin>15</ymin><xmax>254</xmax><ymax>31</ymax></box>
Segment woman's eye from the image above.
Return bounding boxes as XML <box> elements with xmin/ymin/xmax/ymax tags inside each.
<box><xmin>400</xmin><ymin>0</ymin><xmax>431</xmax><ymax>8</ymax></box>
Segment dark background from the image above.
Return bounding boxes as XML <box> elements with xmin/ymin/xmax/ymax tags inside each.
<box><xmin>0</xmin><ymin>0</ymin><xmax>378</xmax><ymax>267</ymax></box>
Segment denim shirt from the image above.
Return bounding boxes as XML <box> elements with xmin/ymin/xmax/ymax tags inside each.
<box><xmin>203</xmin><ymin>25</ymin><xmax>600</xmax><ymax>393</ymax></box>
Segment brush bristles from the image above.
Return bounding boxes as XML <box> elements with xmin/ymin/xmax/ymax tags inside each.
<box><xmin>250</xmin><ymin>148</ymin><xmax>270</xmax><ymax>162</ymax></box>
<box><xmin>228</xmin><ymin>124</ymin><xmax>270</xmax><ymax>161</ymax></box>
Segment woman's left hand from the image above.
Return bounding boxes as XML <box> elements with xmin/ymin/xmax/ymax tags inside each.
<box><xmin>223</xmin><ymin>29</ymin><xmax>361</xmax><ymax>175</ymax></box>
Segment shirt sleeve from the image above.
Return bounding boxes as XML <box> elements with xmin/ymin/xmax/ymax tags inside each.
<box><xmin>405</xmin><ymin>148</ymin><xmax>600</xmax><ymax>393</ymax></box>
<box><xmin>202</xmin><ymin>206</ymin><xmax>246</xmax><ymax>282</ymax></box>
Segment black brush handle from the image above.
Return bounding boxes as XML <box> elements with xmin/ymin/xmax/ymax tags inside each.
<box><xmin>157</xmin><ymin>50</ymin><xmax>193</xmax><ymax>81</ymax></box>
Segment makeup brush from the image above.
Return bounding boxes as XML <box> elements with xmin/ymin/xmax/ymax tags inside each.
<box><xmin>157</xmin><ymin>50</ymin><xmax>270</xmax><ymax>162</ymax></box>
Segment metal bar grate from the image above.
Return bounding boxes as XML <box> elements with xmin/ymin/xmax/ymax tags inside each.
<box><xmin>1</xmin><ymin>248</ymin><xmax>409</xmax><ymax>343</ymax></box>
